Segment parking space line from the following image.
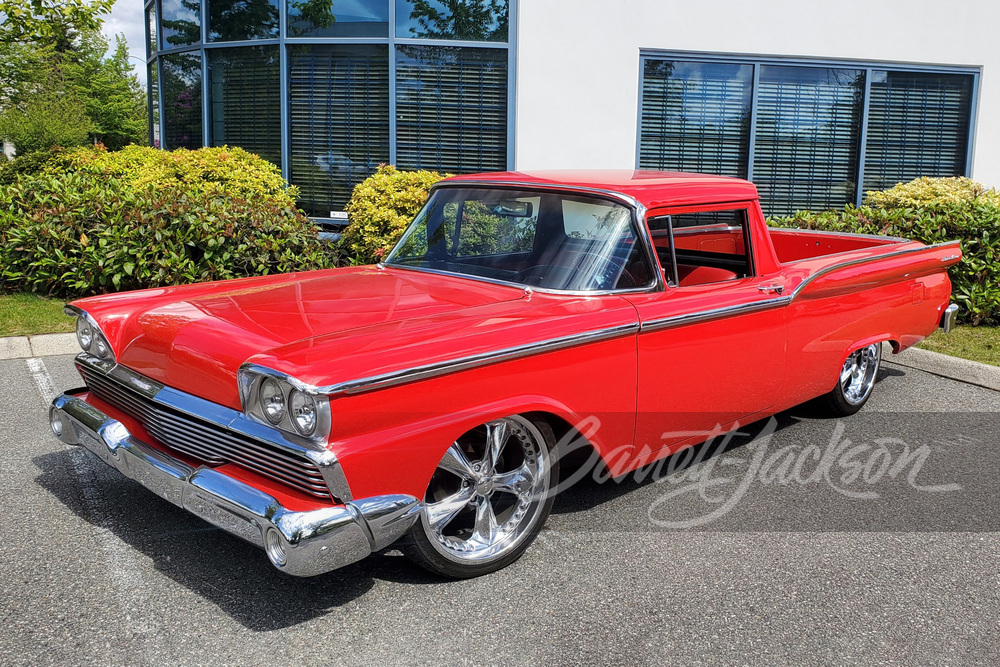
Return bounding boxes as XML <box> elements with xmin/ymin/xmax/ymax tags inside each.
<box><xmin>27</xmin><ymin>357</ymin><xmax>166</xmax><ymax>662</ymax></box>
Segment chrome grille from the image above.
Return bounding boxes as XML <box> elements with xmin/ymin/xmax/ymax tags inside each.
<box><xmin>80</xmin><ymin>365</ymin><xmax>331</xmax><ymax>499</ymax></box>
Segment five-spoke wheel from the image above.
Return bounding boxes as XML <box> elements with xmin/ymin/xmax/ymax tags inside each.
<box><xmin>402</xmin><ymin>415</ymin><xmax>557</xmax><ymax>578</ymax></box>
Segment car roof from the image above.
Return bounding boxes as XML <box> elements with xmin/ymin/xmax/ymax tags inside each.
<box><xmin>441</xmin><ymin>170</ymin><xmax>760</xmax><ymax>210</ymax></box>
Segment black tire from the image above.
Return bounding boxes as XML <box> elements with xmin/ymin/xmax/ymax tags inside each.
<box><xmin>816</xmin><ymin>343</ymin><xmax>882</xmax><ymax>417</ymax></box>
<box><xmin>402</xmin><ymin>416</ymin><xmax>559</xmax><ymax>579</ymax></box>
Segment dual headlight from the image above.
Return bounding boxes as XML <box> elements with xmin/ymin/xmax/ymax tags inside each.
<box><xmin>74</xmin><ymin>313</ymin><xmax>114</xmax><ymax>361</ymax></box>
<box><xmin>240</xmin><ymin>369</ymin><xmax>330</xmax><ymax>441</ymax></box>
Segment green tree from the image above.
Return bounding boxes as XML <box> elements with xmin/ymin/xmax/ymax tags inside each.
<box><xmin>0</xmin><ymin>0</ymin><xmax>115</xmax><ymax>53</ymax></box>
<box><xmin>405</xmin><ymin>0</ymin><xmax>508</xmax><ymax>41</ymax></box>
<box><xmin>0</xmin><ymin>85</ymin><xmax>93</xmax><ymax>153</ymax></box>
<box><xmin>68</xmin><ymin>34</ymin><xmax>147</xmax><ymax>149</ymax></box>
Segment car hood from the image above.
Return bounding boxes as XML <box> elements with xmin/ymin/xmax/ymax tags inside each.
<box><xmin>74</xmin><ymin>266</ymin><xmax>529</xmax><ymax>409</ymax></box>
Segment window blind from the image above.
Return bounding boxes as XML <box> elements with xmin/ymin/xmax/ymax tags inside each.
<box><xmin>639</xmin><ymin>60</ymin><xmax>752</xmax><ymax>178</ymax></box>
<box><xmin>862</xmin><ymin>71</ymin><xmax>973</xmax><ymax>193</ymax></box>
<box><xmin>752</xmin><ymin>66</ymin><xmax>864</xmax><ymax>216</ymax></box>
<box><xmin>395</xmin><ymin>46</ymin><xmax>508</xmax><ymax>174</ymax></box>
<box><xmin>288</xmin><ymin>45</ymin><xmax>390</xmax><ymax>215</ymax></box>
<box><xmin>208</xmin><ymin>46</ymin><xmax>281</xmax><ymax>165</ymax></box>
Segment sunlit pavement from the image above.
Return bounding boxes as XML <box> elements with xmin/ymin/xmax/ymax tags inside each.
<box><xmin>1</xmin><ymin>353</ymin><xmax>998</xmax><ymax>666</ymax></box>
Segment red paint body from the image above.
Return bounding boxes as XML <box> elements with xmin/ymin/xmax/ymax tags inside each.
<box><xmin>71</xmin><ymin>171</ymin><xmax>961</xmax><ymax>506</ymax></box>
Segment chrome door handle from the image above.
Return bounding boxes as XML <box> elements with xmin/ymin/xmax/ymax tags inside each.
<box><xmin>757</xmin><ymin>284</ymin><xmax>784</xmax><ymax>295</ymax></box>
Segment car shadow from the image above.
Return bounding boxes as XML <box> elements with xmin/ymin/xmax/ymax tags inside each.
<box><xmin>32</xmin><ymin>449</ymin><xmax>443</xmax><ymax>632</ymax></box>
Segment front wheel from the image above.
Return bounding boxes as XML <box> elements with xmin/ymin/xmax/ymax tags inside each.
<box><xmin>818</xmin><ymin>343</ymin><xmax>882</xmax><ymax>416</ymax></box>
<box><xmin>402</xmin><ymin>415</ymin><xmax>558</xmax><ymax>578</ymax></box>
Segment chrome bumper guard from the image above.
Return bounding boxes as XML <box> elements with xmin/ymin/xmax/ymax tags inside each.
<box><xmin>49</xmin><ymin>392</ymin><xmax>421</xmax><ymax>577</ymax></box>
<box><xmin>941</xmin><ymin>303</ymin><xmax>959</xmax><ymax>334</ymax></box>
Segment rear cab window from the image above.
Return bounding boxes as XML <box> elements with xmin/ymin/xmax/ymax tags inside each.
<box><xmin>647</xmin><ymin>207</ymin><xmax>754</xmax><ymax>287</ymax></box>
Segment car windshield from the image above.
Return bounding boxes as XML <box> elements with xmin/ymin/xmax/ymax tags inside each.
<box><xmin>385</xmin><ymin>187</ymin><xmax>652</xmax><ymax>291</ymax></box>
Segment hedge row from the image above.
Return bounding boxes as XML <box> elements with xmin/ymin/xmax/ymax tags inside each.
<box><xmin>0</xmin><ymin>146</ymin><xmax>337</xmax><ymax>297</ymax></box>
<box><xmin>770</xmin><ymin>177</ymin><xmax>1000</xmax><ymax>325</ymax></box>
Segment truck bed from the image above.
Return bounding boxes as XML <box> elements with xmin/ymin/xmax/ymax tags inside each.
<box><xmin>768</xmin><ymin>228</ymin><xmax>906</xmax><ymax>264</ymax></box>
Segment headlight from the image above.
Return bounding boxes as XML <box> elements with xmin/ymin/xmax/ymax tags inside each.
<box><xmin>259</xmin><ymin>377</ymin><xmax>286</xmax><ymax>425</ymax></box>
<box><xmin>76</xmin><ymin>317</ymin><xmax>93</xmax><ymax>351</ymax></box>
<box><xmin>289</xmin><ymin>389</ymin><xmax>318</xmax><ymax>436</ymax></box>
<box><xmin>94</xmin><ymin>332</ymin><xmax>111</xmax><ymax>359</ymax></box>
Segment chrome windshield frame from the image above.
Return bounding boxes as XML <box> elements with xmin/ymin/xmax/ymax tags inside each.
<box><xmin>383</xmin><ymin>181</ymin><xmax>666</xmax><ymax>296</ymax></box>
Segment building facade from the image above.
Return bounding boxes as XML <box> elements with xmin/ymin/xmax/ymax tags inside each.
<box><xmin>145</xmin><ymin>0</ymin><xmax>996</xmax><ymax>219</ymax></box>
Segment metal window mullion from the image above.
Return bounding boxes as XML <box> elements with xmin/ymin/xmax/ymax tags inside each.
<box><xmin>965</xmin><ymin>70</ymin><xmax>981</xmax><ymax>177</ymax></box>
<box><xmin>506</xmin><ymin>0</ymin><xmax>517</xmax><ymax>170</ymax></box>
<box><xmin>280</xmin><ymin>0</ymin><xmax>290</xmax><ymax>181</ymax></box>
<box><xmin>388</xmin><ymin>0</ymin><xmax>397</xmax><ymax>165</ymax></box>
<box><xmin>746</xmin><ymin>63</ymin><xmax>760</xmax><ymax>181</ymax></box>
<box><xmin>157</xmin><ymin>56</ymin><xmax>166</xmax><ymax>149</ymax></box>
<box><xmin>200</xmin><ymin>0</ymin><xmax>209</xmax><ymax>148</ymax></box>
<box><xmin>855</xmin><ymin>68</ymin><xmax>873</xmax><ymax>206</ymax></box>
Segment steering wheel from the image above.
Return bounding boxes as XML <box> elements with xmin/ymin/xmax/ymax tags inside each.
<box><xmin>514</xmin><ymin>253</ymin><xmax>636</xmax><ymax>290</ymax></box>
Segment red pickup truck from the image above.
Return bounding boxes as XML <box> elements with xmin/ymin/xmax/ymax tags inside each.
<box><xmin>50</xmin><ymin>170</ymin><xmax>961</xmax><ymax>578</ymax></box>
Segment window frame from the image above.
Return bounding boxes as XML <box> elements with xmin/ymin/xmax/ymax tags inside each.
<box><xmin>636</xmin><ymin>50</ymin><xmax>981</xmax><ymax>209</ymax></box>
<box><xmin>646</xmin><ymin>202</ymin><xmax>757</xmax><ymax>288</ymax></box>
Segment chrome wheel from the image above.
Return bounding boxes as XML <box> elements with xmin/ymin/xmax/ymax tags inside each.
<box><xmin>840</xmin><ymin>343</ymin><xmax>881</xmax><ymax>405</ymax></box>
<box><xmin>420</xmin><ymin>416</ymin><xmax>551</xmax><ymax>565</ymax></box>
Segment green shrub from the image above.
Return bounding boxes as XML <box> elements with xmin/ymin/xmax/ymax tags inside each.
<box><xmin>342</xmin><ymin>164</ymin><xmax>448</xmax><ymax>264</ymax></box>
<box><xmin>0</xmin><ymin>147</ymin><xmax>65</xmax><ymax>185</ymax></box>
<box><xmin>45</xmin><ymin>144</ymin><xmax>298</xmax><ymax>207</ymax></box>
<box><xmin>0</xmin><ymin>169</ymin><xmax>338</xmax><ymax>298</ymax></box>
<box><xmin>770</xmin><ymin>177</ymin><xmax>1000</xmax><ymax>325</ymax></box>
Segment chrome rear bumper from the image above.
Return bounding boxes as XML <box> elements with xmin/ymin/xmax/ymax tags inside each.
<box><xmin>49</xmin><ymin>392</ymin><xmax>420</xmax><ymax>577</ymax></box>
<box><xmin>941</xmin><ymin>303</ymin><xmax>959</xmax><ymax>334</ymax></box>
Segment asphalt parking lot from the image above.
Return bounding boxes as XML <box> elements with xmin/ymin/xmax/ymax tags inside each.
<box><xmin>1</xmin><ymin>353</ymin><xmax>998</xmax><ymax>666</ymax></box>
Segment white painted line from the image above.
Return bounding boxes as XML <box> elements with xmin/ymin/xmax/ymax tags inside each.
<box><xmin>28</xmin><ymin>358</ymin><xmax>166</xmax><ymax>658</ymax></box>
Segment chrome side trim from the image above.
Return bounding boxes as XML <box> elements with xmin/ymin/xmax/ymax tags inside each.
<box><xmin>941</xmin><ymin>303</ymin><xmax>959</xmax><ymax>333</ymax></box>
<box><xmin>64</xmin><ymin>305</ymin><xmax>116</xmax><ymax>363</ymax></box>
<box><xmin>76</xmin><ymin>354</ymin><xmax>353</xmax><ymax>501</ymax></box>
<box><xmin>640</xmin><ymin>296</ymin><xmax>792</xmax><ymax>333</ymax></box>
<box><xmin>316</xmin><ymin>321</ymin><xmax>640</xmax><ymax>396</ymax></box>
<box><xmin>51</xmin><ymin>392</ymin><xmax>418</xmax><ymax>576</ymax></box>
<box><xmin>787</xmin><ymin>239</ymin><xmax>961</xmax><ymax>300</ymax></box>
<box><xmin>768</xmin><ymin>226</ymin><xmax>910</xmax><ymax>243</ymax></box>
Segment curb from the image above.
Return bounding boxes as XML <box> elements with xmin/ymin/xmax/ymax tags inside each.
<box><xmin>0</xmin><ymin>333</ymin><xmax>79</xmax><ymax>360</ymax></box>
<box><xmin>882</xmin><ymin>342</ymin><xmax>1000</xmax><ymax>393</ymax></box>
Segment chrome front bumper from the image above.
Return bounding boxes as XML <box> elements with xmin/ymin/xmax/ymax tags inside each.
<box><xmin>49</xmin><ymin>392</ymin><xmax>421</xmax><ymax>577</ymax></box>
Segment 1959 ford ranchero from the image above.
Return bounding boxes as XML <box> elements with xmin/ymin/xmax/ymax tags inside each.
<box><xmin>49</xmin><ymin>171</ymin><xmax>961</xmax><ymax>578</ymax></box>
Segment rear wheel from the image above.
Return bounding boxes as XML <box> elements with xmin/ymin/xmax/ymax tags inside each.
<box><xmin>818</xmin><ymin>343</ymin><xmax>882</xmax><ymax>416</ymax></box>
<box><xmin>402</xmin><ymin>415</ymin><xmax>558</xmax><ymax>578</ymax></box>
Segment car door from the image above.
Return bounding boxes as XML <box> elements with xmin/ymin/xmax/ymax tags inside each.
<box><xmin>623</xmin><ymin>203</ymin><xmax>788</xmax><ymax>462</ymax></box>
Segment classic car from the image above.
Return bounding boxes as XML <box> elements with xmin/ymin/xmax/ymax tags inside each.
<box><xmin>49</xmin><ymin>171</ymin><xmax>962</xmax><ymax>579</ymax></box>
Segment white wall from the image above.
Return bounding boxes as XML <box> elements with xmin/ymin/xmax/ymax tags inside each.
<box><xmin>515</xmin><ymin>0</ymin><xmax>999</xmax><ymax>186</ymax></box>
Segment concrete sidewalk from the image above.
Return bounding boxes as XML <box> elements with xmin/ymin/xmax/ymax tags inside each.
<box><xmin>0</xmin><ymin>333</ymin><xmax>78</xmax><ymax>360</ymax></box>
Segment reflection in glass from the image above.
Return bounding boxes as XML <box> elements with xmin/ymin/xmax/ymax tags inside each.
<box><xmin>395</xmin><ymin>46</ymin><xmax>507</xmax><ymax>173</ymax></box>
<box><xmin>753</xmin><ymin>65</ymin><xmax>864</xmax><ymax>216</ymax></box>
<box><xmin>209</xmin><ymin>47</ymin><xmax>280</xmax><ymax>164</ymax></box>
<box><xmin>209</xmin><ymin>0</ymin><xmax>279</xmax><ymax>41</ymax></box>
<box><xmin>148</xmin><ymin>62</ymin><xmax>160</xmax><ymax>147</ymax></box>
<box><xmin>161</xmin><ymin>52</ymin><xmax>203</xmax><ymax>150</ymax></box>
<box><xmin>289</xmin><ymin>45</ymin><xmax>389</xmax><ymax>215</ymax></box>
<box><xmin>395</xmin><ymin>0</ymin><xmax>508</xmax><ymax>41</ymax></box>
<box><xmin>146</xmin><ymin>3</ymin><xmax>158</xmax><ymax>54</ymax></box>
<box><xmin>161</xmin><ymin>0</ymin><xmax>201</xmax><ymax>48</ymax></box>
<box><xmin>639</xmin><ymin>60</ymin><xmax>753</xmax><ymax>178</ymax></box>
<box><xmin>863</xmin><ymin>71</ymin><xmax>973</xmax><ymax>192</ymax></box>
<box><xmin>288</xmin><ymin>0</ymin><xmax>388</xmax><ymax>37</ymax></box>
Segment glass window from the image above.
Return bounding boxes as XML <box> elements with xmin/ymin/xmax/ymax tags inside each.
<box><xmin>161</xmin><ymin>0</ymin><xmax>201</xmax><ymax>48</ymax></box>
<box><xmin>639</xmin><ymin>60</ymin><xmax>752</xmax><ymax>178</ymax></box>
<box><xmin>863</xmin><ymin>71</ymin><xmax>974</xmax><ymax>193</ymax></box>
<box><xmin>395</xmin><ymin>46</ymin><xmax>507</xmax><ymax>174</ymax></box>
<box><xmin>208</xmin><ymin>46</ymin><xmax>280</xmax><ymax>164</ymax></box>
<box><xmin>208</xmin><ymin>0</ymin><xmax>279</xmax><ymax>41</ymax></box>
<box><xmin>289</xmin><ymin>45</ymin><xmax>390</xmax><ymax>215</ymax></box>
<box><xmin>395</xmin><ymin>0</ymin><xmax>508</xmax><ymax>41</ymax></box>
<box><xmin>161</xmin><ymin>52</ymin><xmax>203</xmax><ymax>150</ymax></box>
<box><xmin>146</xmin><ymin>2</ymin><xmax>158</xmax><ymax>54</ymax></box>
<box><xmin>288</xmin><ymin>0</ymin><xmax>388</xmax><ymax>38</ymax></box>
<box><xmin>753</xmin><ymin>66</ymin><xmax>864</xmax><ymax>215</ymax></box>
<box><xmin>388</xmin><ymin>188</ymin><xmax>648</xmax><ymax>291</ymax></box>
<box><xmin>148</xmin><ymin>62</ymin><xmax>160</xmax><ymax>147</ymax></box>
<box><xmin>648</xmin><ymin>210</ymin><xmax>752</xmax><ymax>287</ymax></box>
